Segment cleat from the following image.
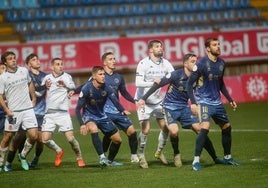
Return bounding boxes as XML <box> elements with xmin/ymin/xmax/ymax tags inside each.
<box><xmin>154</xmin><ymin>150</ymin><xmax>169</xmax><ymax>165</ymax></box>
<box><xmin>4</xmin><ymin>164</ymin><xmax>12</xmax><ymax>172</ymax></box>
<box><xmin>30</xmin><ymin>156</ymin><xmax>39</xmax><ymax>168</ymax></box>
<box><xmin>174</xmin><ymin>154</ymin><xmax>182</xmax><ymax>167</ymax></box>
<box><xmin>54</xmin><ymin>150</ymin><xmax>64</xmax><ymax>167</ymax></box>
<box><xmin>214</xmin><ymin>158</ymin><xmax>224</xmax><ymax>164</ymax></box>
<box><xmin>139</xmin><ymin>155</ymin><xmax>148</xmax><ymax>169</ymax></box>
<box><xmin>223</xmin><ymin>158</ymin><xmax>240</xmax><ymax>166</ymax></box>
<box><xmin>18</xmin><ymin>154</ymin><xmax>29</xmax><ymax>171</ymax></box>
<box><xmin>107</xmin><ymin>160</ymin><xmax>123</xmax><ymax>166</ymax></box>
<box><xmin>192</xmin><ymin>162</ymin><xmax>201</xmax><ymax>171</ymax></box>
<box><xmin>77</xmin><ymin>159</ymin><xmax>86</xmax><ymax>167</ymax></box>
<box><xmin>99</xmin><ymin>157</ymin><xmax>108</xmax><ymax>168</ymax></box>
<box><xmin>130</xmin><ymin>154</ymin><xmax>139</xmax><ymax>163</ymax></box>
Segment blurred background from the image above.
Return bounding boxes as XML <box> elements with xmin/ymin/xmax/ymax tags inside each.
<box><xmin>0</xmin><ymin>0</ymin><xmax>267</xmax><ymax>112</ymax></box>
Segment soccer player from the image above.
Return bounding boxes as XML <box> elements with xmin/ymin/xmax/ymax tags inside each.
<box><xmin>134</xmin><ymin>39</ymin><xmax>174</xmax><ymax>168</ymax></box>
<box><xmin>101</xmin><ymin>52</ymin><xmax>139</xmax><ymax>163</ymax></box>
<box><xmin>0</xmin><ymin>63</ymin><xmax>6</xmax><ymax>136</ymax></box>
<box><xmin>41</xmin><ymin>57</ymin><xmax>85</xmax><ymax>167</ymax></box>
<box><xmin>0</xmin><ymin>51</ymin><xmax>38</xmax><ymax>171</ymax></box>
<box><xmin>26</xmin><ymin>53</ymin><xmax>47</xmax><ymax>167</ymax></box>
<box><xmin>186</xmin><ymin>37</ymin><xmax>239</xmax><ymax>171</ymax></box>
<box><xmin>137</xmin><ymin>53</ymin><xmax>223</xmax><ymax>167</ymax></box>
<box><xmin>75</xmin><ymin>66</ymin><xmax>127</xmax><ymax>166</ymax></box>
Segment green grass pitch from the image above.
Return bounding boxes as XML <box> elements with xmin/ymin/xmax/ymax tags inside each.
<box><xmin>1</xmin><ymin>102</ymin><xmax>268</xmax><ymax>188</ymax></box>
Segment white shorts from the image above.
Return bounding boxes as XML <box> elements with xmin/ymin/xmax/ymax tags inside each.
<box><xmin>42</xmin><ymin>112</ymin><xmax>73</xmax><ymax>132</ymax></box>
<box><xmin>137</xmin><ymin>103</ymin><xmax>164</xmax><ymax>121</ymax></box>
<box><xmin>5</xmin><ymin>108</ymin><xmax>38</xmax><ymax>132</ymax></box>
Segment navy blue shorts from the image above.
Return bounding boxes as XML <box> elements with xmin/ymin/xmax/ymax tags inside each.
<box><xmin>163</xmin><ymin>106</ymin><xmax>198</xmax><ymax>129</ymax></box>
<box><xmin>84</xmin><ymin>117</ymin><xmax>118</xmax><ymax>136</ymax></box>
<box><xmin>106</xmin><ymin>112</ymin><xmax>133</xmax><ymax>131</ymax></box>
<box><xmin>199</xmin><ymin>103</ymin><xmax>229</xmax><ymax>126</ymax></box>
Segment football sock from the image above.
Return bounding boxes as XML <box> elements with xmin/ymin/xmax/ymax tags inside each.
<box><xmin>157</xmin><ymin>130</ymin><xmax>168</xmax><ymax>152</ymax></box>
<box><xmin>108</xmin><ymin>142</ymin><xmax>121</xmax><ymax>161</ymax></box>
<box><xmin>138</xmin><ymin>132</ymin><xmax>147</xmax><ymax>155</ymax></box>
<box><xmin>222</xmin><ymin>126</ymin><xmax>232</xmax><ymax>156</ymax></box>
<box><xmin>203</xmin><ymin>136</ymin><xmax>217</xmax><ymax>160</ymax></box>
<box><xmin>6</xmin><ymin>150</ymin><xmax>16</xmax><ymax>164</ymax></box>
<box><xmin>91</xmin><ymin>132</ymin><xmax>104</xmax><ymax>155</ymax></box>
<box><xmin>0</xmin><ymin>147</ymin><xmax>8</xmax><ymax>166</ymax></box>
<box><xmin>21</xmin><ymin>140</ymin><xmax>33</xmax><ymax>158</ymax></box>
<box><xmin>194</xmin><ymin>128</ymin><xmax>209</xmax><ymax>156</ymax></box>
<box><xmin>44</xmin><ymin>139</ymin><xmax>62</xmax><ymax>153</ymax></box>
<box><xmin>193</xmin><ymin>156</ymin><xmax>200</xmax><ymax>164</ymax></box>
<box><xmin>68</xmin><ymin>136</ymin><xmax>82</xmax><ymax>159</ymax></box>
<box><xmin>35</xmin><ymin>141</ymin><xmax>44</xmax><ymax>157</ymax></box>
<box><xmin>102</xmin><ymin>134</ymin><xmax>111</xmax><ymax>153</ymax></box>
<box><xmin>170</xmin><ymin>136</ymin><xmax>180</xmax><ymax>155</ymax></box>
<box><xmin>128</xmin><ymin>132</ymin><xmax>138</xmax><ymax>154</ymax></box>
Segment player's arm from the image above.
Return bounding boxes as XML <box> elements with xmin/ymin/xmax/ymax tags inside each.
<box><xmin>135</xmin><ymin>63</ymin><xmax>154</xmax><ymax>87</ymax></box>
<box><xmin>118</xmin><ymin>77</ymin><xmax>135</xmax><ymax>104</ymax></box>
<box><xmin>75</xmin><ymin>94</ymin><xmax>86</xmax><ymax>127</ymax></box>
<box><xmin>186</xmin><ymin>68</ymin><xmax>200</xmax><ymax>115</ymax></box>
<box><xmin>0</xmin><ymin>94</ymin><xmax>12</xmax><ymax>117</ymax></box>
<box><xmin>219</xmin><ymin>77</ymin><xmax>237</xmax><ymax>110</ymax></box>
<box><xmin>29</xmin><ymin>81</ymin><xmax>37</xmax><ymax>106</ymax></box>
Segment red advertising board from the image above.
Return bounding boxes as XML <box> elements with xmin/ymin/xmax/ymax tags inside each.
<box><xmin>0</xmin><ymin>28</ymin><xmax>268</xmax><ymax>73</ymax></box>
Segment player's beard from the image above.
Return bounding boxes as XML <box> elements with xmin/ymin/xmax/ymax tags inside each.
<box><xmin>211</xmin><ymin>49</ymin><xmax>221</xmax><ymax>56</ymax></box>
<box><xmin>155</xmin><ymin>51</ymin><xmax>163</xmax><ymax>58</ymax></box>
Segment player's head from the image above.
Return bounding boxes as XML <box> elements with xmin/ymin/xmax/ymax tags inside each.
<box><xmin>92</xmin><ymin>66</ymin><xmax>105</xmax><ymax>84</ymax></box>
<box><xmin>25</xmin><ymin>53</ymin><xmax>40</xmax><ymax>69</ymax></box>
<box><xmin>102</xmin><ymin>52</ymin><xmax>116</xmax><ymax>70</ymax></box>
<box><xmin>183</xmin><ymin>53</ymin><xmax>197</xmax><ymax>72</ymax></box>
<box><xmin>205</xmin><ymin>37</ymin><xmax>221</xmax><ymax>57</ymax></box>
<box><xmin>1</xmin><ymin>51</ymin><xmax>17</xmax><ymax>70</ymax></box>
<box><xmin>51</xmin><ymin>57</ymin><xmax>63</xmax><ymax>75</ymax></box>
<box><xmin>148</xmin><ymin>39</ymin><xmax>163</xmax><ymax>58</ymax></box>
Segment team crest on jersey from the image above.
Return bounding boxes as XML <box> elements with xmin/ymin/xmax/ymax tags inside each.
<box><xmin>208</xmin><ymin>74</ymin><xmax>213</xmax><ymax>80</ymax></box>
<box><xmin>219</xmin><ymin>65</ymin><xmax>224</xmax><ymax>72</ymax></box>
<box><xmin>114</xmin><ymin>78</ymin><xmax>119</xmax><ymax>84</ymax></box>
<box><xmin>192</xmin><ymin>65</ymin><xmax>197</xmax><ymax>72</ymax></box>
<box><xmin>102</xmin><ymin>91</ymin><xmax>107</xmax><ymax>96</ymax></box>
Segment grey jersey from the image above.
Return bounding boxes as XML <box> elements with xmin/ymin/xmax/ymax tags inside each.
<box><xmin>0</xmin><ymin>66</ymin><xmax>33</xmax><ymax>111</ymax></box>
<box><xmin>135</xmin><ymin>57</ymin><xmax>174</xmax><ymax>104</ymax></box>
<box><xmin>42</xmin><ymin>72</ymin><xmax>75</xmax><ymax>112</ymax></box>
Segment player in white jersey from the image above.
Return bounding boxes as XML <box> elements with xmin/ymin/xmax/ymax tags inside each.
<box><xmin>41</xmin><ymin>58</ymin><xmax>85</xmax><ymax>168</ymax></box>
<box><xmin>0</xmin><ymin>51</ymin><xmax>38</xmax><ymax>171</ymax></box>
<box><xmin>134</xmin><ymin>40</ymin><xmax>174</xmax><ymax>168</ymax></box>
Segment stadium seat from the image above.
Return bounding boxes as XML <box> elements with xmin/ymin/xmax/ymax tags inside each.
<box><xmin>21</xmin><ymin>9</ymin><xmax>36</xmax><ymax>21</ymax></box>
<box><xmin>5</xmin><ymin>10</ymin><xmax>21</xmax><ymax>22</ymax></box>
<box><xmin>11</xmin><ymin>0</ymin><xmax>26</xmax><ymax>9</ymax></box>
<box><xmin>91</xmin><ymin>6</ymin><xmax>103</xmax><ymax>17</ymax></box>
<box><xmin>25</xmin><ymin>0</ymin><xmax>40</xmax><ymax>8</ymax></box>
<box><xmin>0</xmin><ymin>0</ymin><xmax>10</xmax><ymax>10</ymax></box>
<box><xmin>35</xmin><ymin>9</ymin><xmax>48</xmax><ymax>20</ymax></box>
<box><xmin>77</xmin><ymin>7</ymin><xmax>90</xmax><ymax>18</ymax></box>
<box><xmin>48</xmin><ymin>8</ymin><xmax>64</xmax><ymax>19</ymax></box>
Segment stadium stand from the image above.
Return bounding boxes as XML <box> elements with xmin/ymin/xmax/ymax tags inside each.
<box><xmin>0</xmin><ymin>0</ymin><xmax>267</xmax><ymax>42</ymax></box>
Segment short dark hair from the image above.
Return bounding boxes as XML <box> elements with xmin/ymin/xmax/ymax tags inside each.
<box><xmin>101</xmin><ymin>52</ymin><xmax>113</xmax><ymax>62</ymax></box>
<box><xmin>25</xmin><ymin>53</ymin><xmax>38</xmax><ymax>64</ymax></box>
<box><xmin>183</xmin><ymin>53</ymin><xmax>197</xmax><ymax>63</ymax></box>
<box><xmin>51</xmin><ymin>57</ymin><xmax>62</xmax><ymax>65</ymax></box>
<box><xmin>92</xmin><ymin>66</ymin><xmax>104</xmax><ymax>75</ymax></box>
<box><xmin>1</xmin><ymin>51</ymin><xmax>16</xmax><ymax>64</ymax></box>
<box><xmin>205</xmin><ymin>37</ymin><xmax>218</xmax><ymax>48</ymax></box>
<box><xmin>148</xmin><ymin>39</ymin><xmax>162</xmax><ymax>49</ymax></box>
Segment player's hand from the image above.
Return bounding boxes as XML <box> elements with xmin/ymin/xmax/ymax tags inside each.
<box><xmin>45</xmin><ymin>79</ymin><xmax>52</xmax><ymax>88</ymax></box>
<box><xmin>122</xmin><ymin>110</ymin><xmax>131</xmax><ymax>115</ymax></box>
<box><xmin>136</xmin><ymin>99</ymin><xmax>145</xmax><ymax>109</ymax></box>
<box><xmin>80</xmin><ymin>125</ymin><xmax>88</xmax><ymax>135</ymax></box>
<box><xmin>230</xmin><ymin>101</ymin><xmax>237</xmax><ymax>111</ymax></box>
<box><xmin>190</xmin><ymin>104</ymin><xmax>199</xmax><ymax>115</ymax></box>
<box><xmin>68</xmin><ymin>90</ymin><xmax>74</xmax><ymax>98</ymax></box>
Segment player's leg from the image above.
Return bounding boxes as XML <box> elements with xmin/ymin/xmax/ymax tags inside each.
<box><xmin>168</xmin><ymin>123</ymin><xmax>182</xmax><ymax>167</ymax></box>
<box><xmin>0</xmin><ymin>132</ymin><xmax>14</xmax><ymax>171</ymax></box>
<box><xmin>64</xmin><ymin>130</ymin><xmax>85</xmax><ymax>167</ymax></box>
<box><xmin>107</xmin><ymin>130</ymin><xmax>122</xmax><ymax>166</ymax></box>
<box><xmin>125</xmin><ymin>125</ymin><xmax>138</xmax><ymax>163</ymax></box>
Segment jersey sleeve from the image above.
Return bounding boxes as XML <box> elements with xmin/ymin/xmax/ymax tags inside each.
<box><xmin>135</xmin><ymin>62</ymin><xmax>154</xmax><ymax>87</ymax></box>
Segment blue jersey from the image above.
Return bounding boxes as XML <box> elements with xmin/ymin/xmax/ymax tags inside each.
<box><xmin>75</xmin><ymin>80</ymin><xmax>125</xmax><ymax>126</ymax></box>
<box><xmin>29</xmin><ymin>70</ymin><xmax>47</xmax><ymax>116</ymax></box>
<box><xmin>104</xmin><ymin>72</ymin><xmax>135</xmax><ymax>114</ymax></box>
<box><xmin>187</xmin><ymin>56</ymin><xmax>232</xmax><ymax>105</ymax></box>
<box><xmin>142</xmin><ymin>69</ymin><xmax>189</xmax><ymax>110</ymax></box>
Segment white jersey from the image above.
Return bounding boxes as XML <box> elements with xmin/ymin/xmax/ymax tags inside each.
<box><xmin>0</xmin><ymin>66</ymin><xmax>33</xmax><ymax>111</ymax></box>
<box><xmin>42</xmin><ymin>72</ymin><xmax>75</xmax><ymax>112</ymax></box>
<box><xmin>135</xmin><ymin>57</ymin><xmax>174</xmax><ymax>104</ymax></box>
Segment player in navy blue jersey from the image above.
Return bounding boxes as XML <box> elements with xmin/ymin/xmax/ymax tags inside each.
<box><xmin>75</xmin><ymin>66</ymin><xmax>128</xmax><ymax>167</ymax></box>
<box><xmin>101</xmin><ymin>52</ymin><xmax>139</xmax><ymax>163</ymax></box>
<box><xmin>137</xmin><ymin>54</ymin><xmax>222</xmax><ymax>167</ymax></box>
<box><xmin>186</xmin><ymin>37</ymin><xmax>239</xmax><ymax>171</ymax></box>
